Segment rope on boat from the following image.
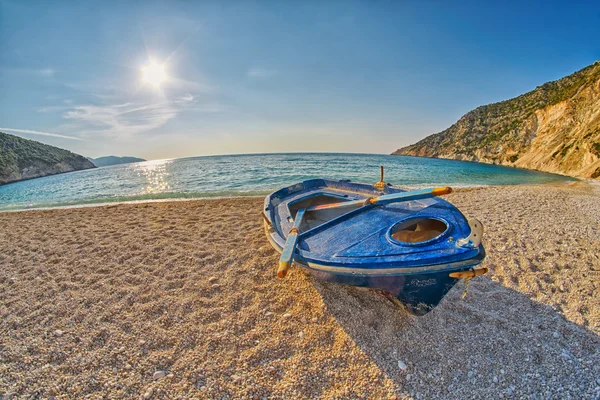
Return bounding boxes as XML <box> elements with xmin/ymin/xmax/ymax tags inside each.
<box><xmin>462</xmin><ymin>277</ymin><xmax>471</xmax><ymax>298</ymax></box>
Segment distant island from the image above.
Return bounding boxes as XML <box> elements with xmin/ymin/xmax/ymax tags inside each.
<box><xmin>87</xmin><ymin>156</ymin><xmax>146</xmax><ymax>167</ymax></box>
<box><xmin>0</xmin><ymin>131</ymin><xmax>95</xmax><ymax>186</ymax></box>
<box><xmin>393</xmin><ymin>61</ymin><xmax>600</xmax><ymax>178</ymax></box>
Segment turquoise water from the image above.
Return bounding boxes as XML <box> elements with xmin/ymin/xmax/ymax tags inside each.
<box><xmin>0</xmin><ymin>153</ymin><xmax>575</xmax><ymax>211</ymax></box>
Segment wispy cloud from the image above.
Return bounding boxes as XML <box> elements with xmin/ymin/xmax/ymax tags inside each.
<box><xmin>63</xmin><ymin>102</ymin><xmax>177</xmax><ymax>137</ymax></box>
<box><xmin>0</xmin><ymin>127</ymin><xmax>84</xmax><ymax>141</ymax></box>
<box><xmin>61</xmin><ymin>94</ymin><xmax>220</xmax><ymax>138</ymax></box>
<box><xmin>247</xmin><ymin>67</ymin><xmax>278</xmax><ymax>79</ymax></box>
<box><xmin>38</xmin><ymin>106</ymin><xmax>69</xmax><ymax>113</ymax></box>
<box><xmin>0</xmin><ymin>66</ymin><xmax>55</xmax><ymax>77</ymax></box>
<box><xmin>174</xmin><ymin>93</ymin><xmax>194</xmax><ymax>103</ymax></box>
<box><xmin>38</xmin><ymin>68</ymin><xmax>55</xmax><ymax>77</ymax></box>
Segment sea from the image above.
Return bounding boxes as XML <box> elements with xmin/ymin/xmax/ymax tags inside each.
<box><xmin>0</xmin><ymin>153</ymin><xmax>576</xmax><ymax>211</ymax></box>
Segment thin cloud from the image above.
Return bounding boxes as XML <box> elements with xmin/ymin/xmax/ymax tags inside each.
<box><xmin>0</xmin><ymin>67</ymin><xmax>55</xmax><ymax>77</ymax></box>
<box><xmin>39</xmin><ymin>68</ymin><xmax>55</xmax><ymax>77</ymax></box>
<box><xmin>62</xmin><ymin>94</ymin><xmax>219</xmax><ymax>138</ymax></box>
<box><xmin>175</xmin><ymin>93</ymin><xmax>194</xmax><ymax>103</ymax></box>
<box><xmin>0</xmin><ymin>127</ymin><xmax>84</xmax><ymax>141</ymax></box>
<box><xmin>247</xmin><ymin>67</ymin><xmax>278</xmax><ymax>79</ymax></box>
<box><xmin>167</xmin><ymin>77</ymin><xmax>213</xmax><ymax>93</ymax></box>
<box><xmin>63</xmin><ymin>102</ymin><xmax>176</xmax><ymax>137</ymax></box>
<box><xmin>38</xmin><ymin>106</ymin><xmax>69</xmax><ymax>113</ymax></box>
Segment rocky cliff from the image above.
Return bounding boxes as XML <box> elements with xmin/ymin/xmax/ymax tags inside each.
<box><xmin>0</xmin><ymin>131</ymin><xmax>95</xmax><ymax>185</ymax></box>
<box><xmin>393</xmin><ymin>62</ymin><xmax>600</xmax><ymax>178</ymax></box>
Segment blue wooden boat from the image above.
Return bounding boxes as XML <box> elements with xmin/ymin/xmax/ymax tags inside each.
<box><xmin>263</xmin><ymin>169</ymin><xmax>487</xmax><ymax>315</ymax></box>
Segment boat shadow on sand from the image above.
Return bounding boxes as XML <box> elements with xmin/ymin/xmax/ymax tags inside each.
<box><xmin>309</xmin><ymin>274</ymin><xmax>600</xmax><ymax>399</ymax></box>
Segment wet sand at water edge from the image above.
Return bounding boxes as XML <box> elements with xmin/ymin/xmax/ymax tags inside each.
<box><xmin>1</xmin><ymin>182</ymin><xmax>599</xmax><ymax>399</ymax></box>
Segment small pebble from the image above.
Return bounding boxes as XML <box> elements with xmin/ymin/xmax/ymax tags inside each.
<box><xmin>143</xmin><ymin>388</ymin><xmax>153</xmax><ymax>399</ymax></box>
<box><xmin>208</xmin><ymin>276</ymin><xmax>218</xmax><ymax>283</ymax></box>
<box><xmin>553</xmin><ymin>331</ymin><xmax>560</xmax><ymax>339</ymax></box>
<box><xmin>265</xmin><ymin>312</ymin><xmax>273</xmax><ymax>317</ymax></box>
<box><xmin>398</xmin><ymin>360</ymin><xmax>407</xmax><ymax>371</ymax></box>
<box><xmin>153</xmin><ymin>370</ymin><xmax>167</xmax><ymax>380</ymax></box>
<box><xmin>211</xmin><ymin>283</ymin><xmax>220</xmax><ymax>289</ymax></box>
<box><xmin>283</xmin><ymin>313</ymin><xmax>292</xmax><ymax>319</ymax></box>
<box><xmin>54</xmin><ymin>330</ymin><xmax>63</xmax><ymax>337</ymax></box>
<box><xmin>298</xmin><ymin>331</ymin><xmax>305</xmax><ymax>339</ymax></box>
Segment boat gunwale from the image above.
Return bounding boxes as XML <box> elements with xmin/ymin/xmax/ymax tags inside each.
<box><xmin>265</xmin><ymin>222</ymin><xmax>485</xmax><ymax>276</ymax></box>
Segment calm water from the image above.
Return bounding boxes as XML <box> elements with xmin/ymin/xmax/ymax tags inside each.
<box><xmin>0</xmin><ymin>153</ymin><xmax>575</xmax><ymax>211</ymax></box>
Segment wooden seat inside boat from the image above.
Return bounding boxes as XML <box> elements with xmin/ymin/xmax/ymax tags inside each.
<box><xmin>289</xmin><ymin>194</ymin><xmax>361</xmax><ymax>231</ymax></box>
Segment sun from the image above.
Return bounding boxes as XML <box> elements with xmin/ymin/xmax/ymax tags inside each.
<box><xmin>141</xmin><ymin>62</ymin><xmax>167</xmax><ymax>87</ymax></box>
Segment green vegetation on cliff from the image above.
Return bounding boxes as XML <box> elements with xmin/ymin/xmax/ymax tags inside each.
<box><xmin>0</xmin><ymin>131</ymin><xmax>95</xmax><ymax>185</ymax></box>
<box><xmin>393</xmin><ymin>61</ymin><xmax>600</xmax><ymax>178</ymax></box>
<box><xmin>88</xmin><ymin>156</ymin><xmax>146</xmax><ymax>167</ymax></box>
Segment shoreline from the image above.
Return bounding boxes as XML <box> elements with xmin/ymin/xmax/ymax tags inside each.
<box><xmin>0</xmin><ymin>179</ymin><xmax>583</xmax><ymax>214</ymax></box>
<box><xmin>0</xmin><ymin>194</ymin><xmax>267</xmax><ymax>213</ymax></box>
<box><xmin>390</xmin><ymin>153</ymin><xmax>585</xmax><ymax>179</ymax></box>
<box><xmin>0</xmin><ymin>151</ymin><xmax>585</xmax><ymax>190</ymax></box>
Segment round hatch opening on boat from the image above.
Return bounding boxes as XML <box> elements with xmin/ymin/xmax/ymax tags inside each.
<box><xmin>390</xmin><ymin>218</ymin><xmax>448</xmax><ymax>244</ymax></box>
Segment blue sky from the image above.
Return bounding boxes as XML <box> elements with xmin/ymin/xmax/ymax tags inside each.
<box><xmin>0</xmin><ymin>1</ymin><xmax>598</xmax><ymax>160</ymax></box>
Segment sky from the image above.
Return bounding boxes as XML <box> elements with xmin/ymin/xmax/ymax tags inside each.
<box><xmin>0</xmin><ymin>1</ymin><xmax>599</xmax><ymax>160</ymax></box>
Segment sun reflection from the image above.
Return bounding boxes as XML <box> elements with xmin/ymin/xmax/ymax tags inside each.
<box><xmin>133</xmin><ymin>159</ymin><xmax>172</xmax><ymax>194</ymax></box>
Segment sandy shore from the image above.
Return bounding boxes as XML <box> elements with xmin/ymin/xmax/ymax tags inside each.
<box><xmin>1</xmin><ymin>183</ymin><xmax>599</xmax><ymax>399</ymax></box>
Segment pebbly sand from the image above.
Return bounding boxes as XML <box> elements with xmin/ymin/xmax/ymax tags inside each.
<box><xmin>0</xmin><ymin>183</ymin><xmax>599</xmax><ymax>399</ymax></box>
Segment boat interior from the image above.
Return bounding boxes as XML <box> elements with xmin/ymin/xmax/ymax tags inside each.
<box><xmin>288</xmin><ymin>193</ymin><xmax>362</xmax><ymax>231</ymax></box>
<box><xmin>286</xmin><ymin>191</ymin><xmax>449</xmax><ymax>245</ymax></box>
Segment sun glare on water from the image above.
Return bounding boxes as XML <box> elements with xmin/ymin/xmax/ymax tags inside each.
<box><xmin>141</xmin><ymin>62</ymin><xmax>166</xmax><ymax>87</ymax></box>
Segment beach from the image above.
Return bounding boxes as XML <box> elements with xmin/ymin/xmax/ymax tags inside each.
<box><xmin>1</xmin><ymin>183</ymin><xmax>599</xmax><ymax>399</ymax></box>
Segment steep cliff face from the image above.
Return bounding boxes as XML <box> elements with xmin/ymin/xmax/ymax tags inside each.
<box><xmin>0</xmin><ymin>132</ymin><xmax>95</xmax><ymax>185</ymax></box>
<box><xmin>393</xmin><ymin>62</ymin><xmax>600</xmax><ymax>178</ymax></box>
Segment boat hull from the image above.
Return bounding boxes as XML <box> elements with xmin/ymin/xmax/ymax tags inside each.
<box><xmin>263</xmin><ymin>179</ymin><xmax>486</xmax><ymax>315</ymax></box>
<box><xmin>265</xmin><ymin>221</ymin><xmax>485</xmax><ymax>315</ymax></box>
